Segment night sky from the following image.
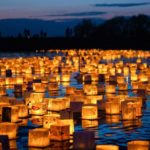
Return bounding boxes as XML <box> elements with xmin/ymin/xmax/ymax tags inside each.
<box><xmin>1</xmin><ymin>0</ymin><xmax>150</xmax><ymax>20</ymax></box>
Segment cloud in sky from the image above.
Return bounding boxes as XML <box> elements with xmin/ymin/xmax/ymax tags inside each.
<box><xmin>93</xmin><ymin>2</ymin><xmax>150</xmax><ymax>8</ymax></box>
<box><xmin>45</xmin><ymin>11</ymin><xmax>107</xmax><ymax>17</ymax></box>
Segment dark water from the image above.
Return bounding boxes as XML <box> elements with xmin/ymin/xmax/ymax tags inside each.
<box><xmin>1</xmin><ymin>51</ymin><xmax>150</xmax><ymax>150</ymax></box>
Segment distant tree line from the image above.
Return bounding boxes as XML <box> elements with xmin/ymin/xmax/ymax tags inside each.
<box><xmin>69</xmin><ymin>14</ymin><xmax>150</xmax><ymax>39</ymax></box>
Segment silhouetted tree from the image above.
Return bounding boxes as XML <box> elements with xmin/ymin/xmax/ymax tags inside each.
<box><xmin>74</xmin><ymin>19</ymin><xmax>95</xmax><ymax>38</ymax></box>
<box><xmin>65</xmin><ymin>27</ymin><xmax>73</xmax><ymax>37</ymax></box>
<box><xmin>40</xmin><ymin>30</ymin><xmax>47</xmax><ymax>38</ymax></box>
<box><xmin>23</xmin><ymin>29</ymin><xmax>31</xmax><ymax>38</ymax></box>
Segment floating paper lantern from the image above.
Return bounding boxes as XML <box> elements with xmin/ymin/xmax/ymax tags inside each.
<box><xmin>28</xmin><ymin>128</ymin><xmax>50</xmax><ymax>147</ymax></box>
<box><xmin>65</xmin><ymin>86</ymin><xmax>76</xmax><ymax>95</ymax></box>
<box><xmin>61</xmin><ymin>74</ymin><xmax>70</xmax><ymax>82</ymax></box>
<box><xmin>31</xmin><ymin>115</ymin><xmax>43</xmax><ymax>126</ymax></box>
<box><xmin>128</xmin><ymin>140</ymin><xmax>150</xmax><ymax>150</ymax></box>
<box><xmin>118</xmin><ymin>83</ymin><xmax>128</xmax><ymax>91</ymax></box>
<box><xmin>105</xmin><ymin>85</ymin><xmax>116</xmax><ymax>93</ymax></box>
<box><xmin>30</xmin><ymin>102</ymin><xmax>47</xmax><ymax>115</ymax></box>
<box><xmin>50</xmin><ymin>124</ymin><xmax>70</xmax><ymax>141</ymax></box>
<box><xmin>121</xmin><ymin>103</ymin><xmax>136</xmax><ymax>120</ymax></box>
<box><xmin>58</xmin><ymin>119</ymin><xmax>74</xmax><ymax>135</ymax></box>
<box><xmin>83</xmin><ymin>84</ymin><xmax>98</xmax><ymax>95</ymax></box>
<box><xmin>85</xmin><ymin>95</ymin><xmax>103</xmax><ymax>104</ymax></box>
<box><xmin>82</xmin><ymin>105</ymin><xmax>98</xmax><ymax>120</ymax></box>
<box><xmin>16</xmin><ymin>104</ymin><xmax>28</xmax><ymax>118</ymax></box>
<box><xmin>0</xmin><ymin>78</ymin><xmax>5</xmax><ymax>86</ymax></box>
<box><xmin>96</xmin><ymin>145</ymin><xmax>119</xmax><ymax>150</ymax></box>
<box><xmin>117</xmin><ymin>76</ymin><xmax>125</xmax><ymax>84</ymax></box>
<box><xmin>32</xmin><ymin>83</ymin><xmax>45</xmax><ymax>93</ymax></box>
<box><xmin>0</xmin><ymin>122</ymin><xmax>18</xmax><ymax>139</ymax></box>
<box><xmin>43</xmin><ymin>114</ymin><xmax>60</xmax><ymax>129</ymax></box>
<box><xmin>130</xmin><ymin>73</ymin><xmax>138</xmax><ymax>81</ymax></box>
<box><xmin>15</xmin><ymin>77</ymin><xmax>23</xmax><ymax>84</ymax></box>
<box><xmin>105</xmin><ymin>101</ymin><xmax>120</xmax><ymax>115</ymax></box>
<box><xmin>0</xmin><ymin>86</ymin><xmax>6</xmax><ymax>96</ymax></box>
<box><xmin>48</xmin><ymin>82</ymin><xmax>59</xmax><ymax>91</ymax></box>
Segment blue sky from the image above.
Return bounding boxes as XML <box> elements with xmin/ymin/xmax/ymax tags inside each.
<box><xmin>0</xmin><ymin>0</ymin><xmax>150</xmax><ymax>20</ymax></box>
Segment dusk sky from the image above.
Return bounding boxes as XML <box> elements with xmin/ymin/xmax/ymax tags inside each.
<box><xmin>1</xmin><ymin>0</ymin><xmax>150</xmax><ymax>20</ymax></box>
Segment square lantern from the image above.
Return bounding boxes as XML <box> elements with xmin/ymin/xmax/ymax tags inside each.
<box><xmin>82</xmin><ymin>105</ymin><xmax>98</xmax><ymax>120</ymax></box>
<box><xmin>50</xmin><ymin>124</ymin><xmax>70</xmax><ymax>141</ymax></box>
<box><xmin>31</xmin><ymin>115</ymin><xmax>43</xmax><ymax>126</ymax></box>
<box><xmin>15</xmin><ymin>104</ymin><xmax>28</xmax><ymax>118</ymax></box>
<box><xmin>0</xmin><ymin>122</ymin><xmax>18</xmax><ymax>139</ymax></box>
<box><xmin>96</xmin><ymin>145</ymin><xmax>119</xmax><ymax>150</ymax></box>
<box><xmin>28</xmin><ymin>128</ymin><xmax>50</xmax><ymax>147</ymax></box>
<box><xmin>43</xmin><ymin>114</ymin><xmax>60</xmax><ymax>129</ymax></box>
<box><xmin>128</xmin><ymin>140</ymin><xmax>150</xmax><ymax>150</ymax></box>
<box><xmin>30</xmin><ymin>102</ymin><xmax>47</xmax><ymax>115</ymax></box>
<box><xmin>105</xmin><ymin>85</ymin><xmax>116</xmax><ymax>93</ymax></box>
<box><xmin>121</xmin><ymin>102</ymin><xmax>136</xmax><ymax>120</ymax></box>
<box><xmin>83</xmin><ymin>84</ymin><xmax>98</xmax><ymax>96</ymax></box>
<box><xmin>105</xmin><ymin>101</ymin><xmax>120</xmax><ymax>115</ymax></box>
<box><xmin>58</xmin><ymin>119</ymin><xmax>74</xmax><ymax>135</ymax></box>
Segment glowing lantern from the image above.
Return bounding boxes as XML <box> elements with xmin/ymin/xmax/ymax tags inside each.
<box><xmin>85</xmin><ymin>95</ymin><xmax>103</xmax><ymax>104</ymax></box>
<box><xmin>31</xmin><ymin>116</ymin><xmax>43</xmax><ymax>126</ymax></box>
<box><xmin>15</xmin><ymin>104</ymin><xmax>28</xmax><ymax>118</ymax></box>
<box><xmin>28</xmin><ymin>128</ymin><xmax>50</xmax><ymax>147</ymax></box>
<box><xmin>61</xmin><ymin>74</ymin><xmax>70</xmax><ymax>82</ymax></box>
<box><xmin>83</xmin><ymin>84</ymin><xmax>98</xmax><ymax>95</ymax></box>
<box><xmin>0</xmin><ymin>122</ymin><xmax>18</xmax><ymax>139</ymax></box>
<box><xmin>121</xmin><ymin>103</ymin><xmax>136</xmax><ymax>120</ymax></box>
<box><xmin>30</xmin><ymin>102</ymin><xmax>47</xmax><ymax>115</ymax></box>
<box><xmin>123</xmin><ymin>66</ymin><xmax>129</xmax><ymax>76</ymax></box>
<box><xmin>2</xmin><ymin>106</ymin><xmax>19</xmax><ymax>123</ymax></box>
<box><xmin>138</xmin><ymin>73</ymin><xmax>148</xmax><ymax>82</ymax></box>
<box><xmin>0</xmin><ymin>86</ymin><xmax>6</xmax><ymax>96</ymax></box>
<box><xmin>32</xmin><ymin>83</ymin><xmax>45</xmax><ymax>93</ymax></box>
<box><xmin>117</xmin><ymin>76</ymin><xmax>125</xmax><ymax>84</ymax></box>
<box><xmin>105</xmin><ymin>85</ymin><xmax>116</xmax><ymax>93</ymax></box>
<box><xmin>50</xmin><ymin>124</ymin><xmax>70</xmax><ymax>141</ymax></box>
<box><xmin>43</xmin><ymin>114</ymin><xmax>60</xmax><ymax>129</ymax></box>
<box><xmin>0</xmin><ymin>78</ymin><xmax>5</xmax><ymax>86</ymax></box>
<box><xmin>128</xmin><ymin>140</ymin><xmax>150</xmax><ymax>150</ymax></box>
<box><xmin>48</xmin><ymin>82</ymin><xmax>59</xmax><ymax>91</ymax></box>
<box><xmin>96</xmin><ymin>145</ymin><xmax>119</xmax><ymax>150</ymax></box>
<box><xmin>58</xmin><ymin>119</ymin><xmax>74</xmax><ymax>135</ymax></box>
<box><xmin>82</xmin><ymin>105</ymin><xmax>98</xmax><ymax>119</ymax></box>
<box><xmin>15</xmin><ymin>77</ymin><xmax>23</xmax><ymax>84</ymax></box>
<box><xmin>9</xmin><ymin>140</ymin><xmax>17</xmax><ymax>149</ymax></box>
<box><xmin>105</xmin><ymin>101</ymin><xmax>120</xmax><ymax>115</ymax></box>
<box><xmin>66</xmin><ymin>86</ymin><xmax>76</xmax><ymax>95</ymax></box>
<box><xmin>82</xmin><ymin>119</ymin><xmax>98</xmax><ymax>128</ymax></box>
<box><xmin>130</xmin><ymin>73</ymin><xmax>138</xmax><ymax>81</ymax></box>
<box><xmin>118</xmin><ymin>83</ymin><xmax>128</xmax><ymax>91</ymax></box>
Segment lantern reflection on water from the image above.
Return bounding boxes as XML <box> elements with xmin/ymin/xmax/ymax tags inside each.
<box><xmin>0</xmin><ymin>122</ymin><xmax>18</xmax><ymax>139</ymax></box>
<box><xmin>82</xmin><ymin>105</ymin><xmax>98</xmax><ymax>120</ymax></box>
<box><xmin>82</xmin><ymin>119</ymin><xmax>98</xmax><ymax>128</ymax></box>
<box><xmin>128</xmin><ymin>140</ymin><xmax>150</xmax><ymax>150</ymax></box>
<box><xmin>28</xmin><ymin>128</ymin><xmax>50</xmax><ymax>147</ymax></box>
<box><xmin>96</xmin><ymin>145</ymin><xmax>119</xmax><ymax>150</ymax></box>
